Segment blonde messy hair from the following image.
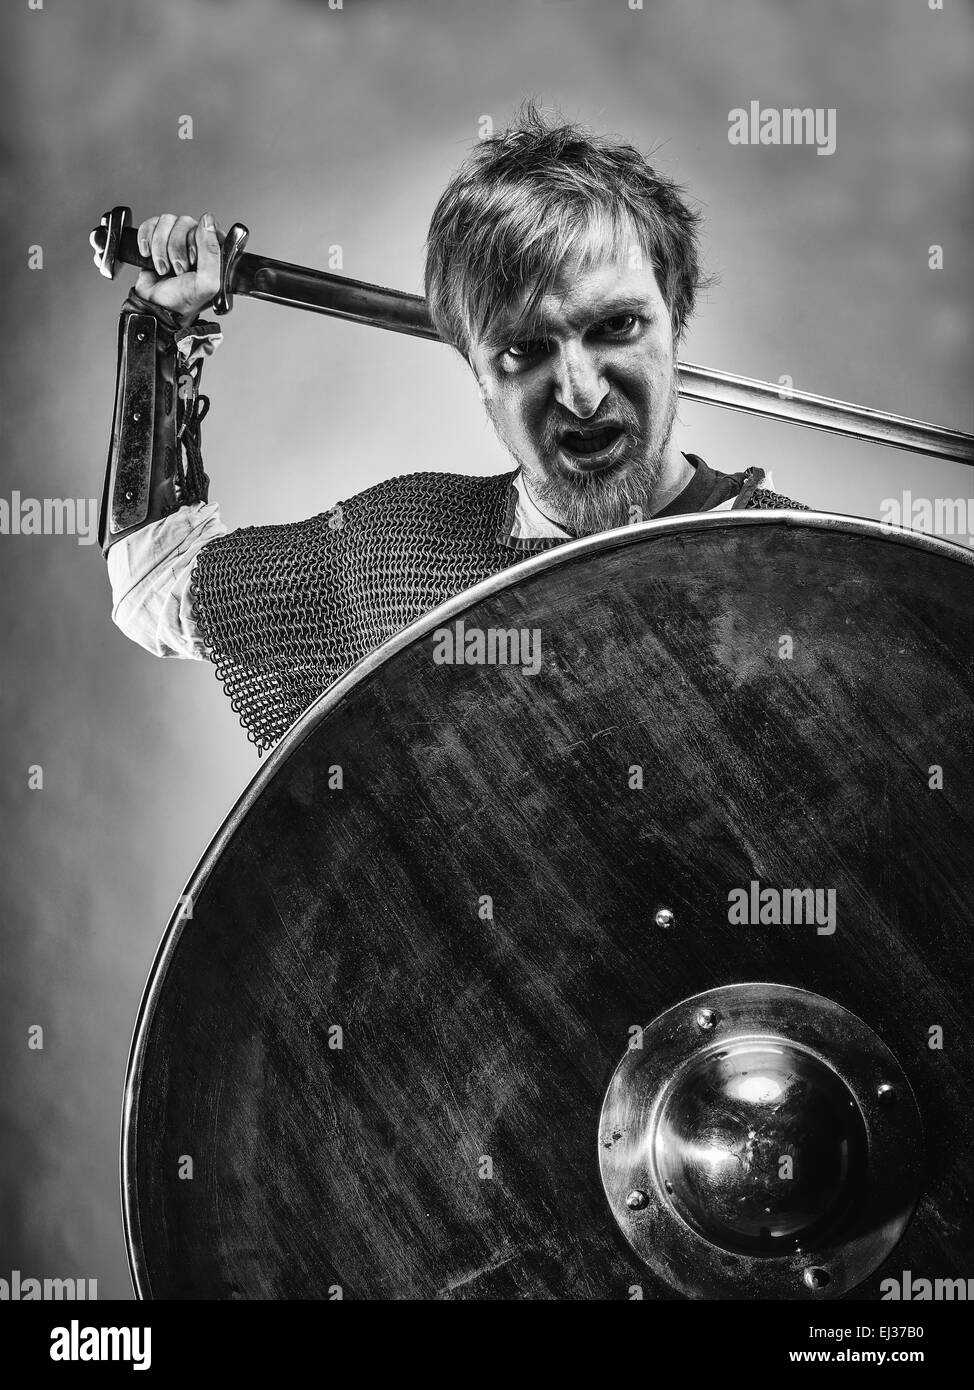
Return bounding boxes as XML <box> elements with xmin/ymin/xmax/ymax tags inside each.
<box><xmin>425</xmin><ymin>100</ymin><xmax>707</xmax><ymax>357</ymax></box>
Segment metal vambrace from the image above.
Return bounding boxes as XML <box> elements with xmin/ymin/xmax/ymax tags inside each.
<box><xmin>99</xmin><ymin>290</ymin><xmax>218</xmax><ymax>556</ymax></box>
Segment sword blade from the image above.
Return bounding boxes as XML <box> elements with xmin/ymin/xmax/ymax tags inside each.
<box><xmin>102</xmin><ymin>222</ymin><xmax>974</xmax><ymax>466</ymax></box>
<box><xmin>677</xmin><ymin>364</ymin><xmax>974</xmax><ymax>465</ymax></box>
<box><xmin>242</xmin><ymin>260</ymin><xmax>439</xmax><ymax>340</ymax></box>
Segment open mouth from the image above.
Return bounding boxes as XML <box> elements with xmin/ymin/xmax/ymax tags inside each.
<box><xmin>558</xmin><ymin>423</ymin><xmax>628</xmax><ymax>468</ymax></box>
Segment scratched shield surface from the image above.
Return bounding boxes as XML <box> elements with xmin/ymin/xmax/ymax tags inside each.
<box><xmin>123</xmin><ymin>514</ymin><xmax>974</xmax><ymax>1299</ymax></box>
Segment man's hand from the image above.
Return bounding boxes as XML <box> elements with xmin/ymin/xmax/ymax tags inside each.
<box><xmin>133</xmin><ymin>212</ymin><xmax>224</xmax><ymax>327</ymax></box>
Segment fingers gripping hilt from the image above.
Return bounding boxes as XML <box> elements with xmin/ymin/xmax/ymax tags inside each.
<box><xmin>90</xmin><ymin>205</ymin><xmax>250</xmax><ymax>317</ymax></box>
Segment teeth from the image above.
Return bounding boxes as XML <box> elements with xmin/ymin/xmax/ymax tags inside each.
<box><xmin>563</xmin><ymin>427</ymin><xmax>620</xmax><ymax>456</ymax></box>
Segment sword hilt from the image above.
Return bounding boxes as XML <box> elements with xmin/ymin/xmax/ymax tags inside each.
<box><xmin>90</xmin><ymin>205</ymin><xmax>249</xmax><ymax>317</ymax></box>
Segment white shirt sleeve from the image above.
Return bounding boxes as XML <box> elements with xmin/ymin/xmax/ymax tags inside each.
<box><xmin>106</xmin><ymin>501</ymin><xmax>230</xmax><ymax>659</ymax></box>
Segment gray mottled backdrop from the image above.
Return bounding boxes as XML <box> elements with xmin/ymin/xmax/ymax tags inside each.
<box><xmin>0</xmin><ymin>0</ymin><xmax>971</xmax><ymax>1298</ymax></box>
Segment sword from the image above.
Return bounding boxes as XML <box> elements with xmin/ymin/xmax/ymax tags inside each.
<box><xmin>90</xmin><ymin>205</ymin><xmax>974</xmax><ymax>467</ymax></box>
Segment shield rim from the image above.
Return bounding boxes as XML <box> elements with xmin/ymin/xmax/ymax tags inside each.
<box><xmin>119</xmin><ymin>509</ymin><xmax>974</xmax><ymax>1299</ymax></box>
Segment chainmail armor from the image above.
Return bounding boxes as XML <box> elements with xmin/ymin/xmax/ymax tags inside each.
<box><xmin>190</xmin><ymin>469</ymin><xmax>809</xmax><ymax>754</ymax></box>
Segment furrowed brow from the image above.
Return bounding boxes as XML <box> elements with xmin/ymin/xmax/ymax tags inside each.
<box><xmin>484</xmin><ymin>294</ymin><xmax>655</xmax><ymax>350</ymax></box>
<box><xmin>577</xmin><ymin>295</ymin><xmax>655</xmax><ymax>323</ymax></box>
<box><xmin>481</xmin><ymin>309</ymin><xmax>546</xmax><ymax>352</ymax></box>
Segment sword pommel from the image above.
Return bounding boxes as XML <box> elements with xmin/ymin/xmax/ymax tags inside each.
<box><xmin>89</xmin><ymin>205</ymin><xmax>155</xmax><ymax>279</ymax></box>
<box><xmin>90</xmin><ymin>205</ymin><xmax>130</xmax><ymax>278</ymax></box>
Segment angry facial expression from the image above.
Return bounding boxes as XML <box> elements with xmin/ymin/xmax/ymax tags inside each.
<box><xmin>469</xmin><ymin>252</ymin><xmax>680</xmax><ymax>535</ymax></box>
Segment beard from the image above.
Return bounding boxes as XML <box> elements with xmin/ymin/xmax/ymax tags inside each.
<box><xmin>488</xmin><ymin>375</ymin><xmax>680</xmax><ymax>537</ymax></box>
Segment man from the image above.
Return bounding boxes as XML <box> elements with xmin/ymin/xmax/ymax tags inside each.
<box><xmin>102</xmin><ymin>104</ymin><xmax>807</xmax><ymax>753</ymax></box>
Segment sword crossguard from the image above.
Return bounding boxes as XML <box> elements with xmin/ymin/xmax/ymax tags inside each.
<box><xmin>213</xmin><ymin>222</ymin><xmax>250</xmax><ymax>315</ymax></box>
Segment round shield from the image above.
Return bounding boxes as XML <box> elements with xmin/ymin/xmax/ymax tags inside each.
<box><xmin>122</xmin><ymin>512</ymin><xmax>974</xmax><ymax>1300</ymax></box>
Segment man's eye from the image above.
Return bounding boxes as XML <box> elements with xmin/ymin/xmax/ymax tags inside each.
<box><xmin>598</xmin><ymin>314</ymin><xmax>639</xmax><ymax>336</ymax></box>
<box><xmin>505</xmin><ymin>339</ymin><xmax>547</xmax><ymax>361</ymax></box>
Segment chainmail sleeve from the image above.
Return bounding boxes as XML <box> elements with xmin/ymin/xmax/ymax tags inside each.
<box><xmin>188</xmin><ymin>471</ymin><xmax>518</xmax><ymax>754</ymax></box>
<box><xmin>744</xmin><ymin>487</ymin><xmax>810</xmax><ymax>510</ymax></box>
<box><xmin>188</xmin><ymin>511</ymin><xmax>351</xmax><ymax>754</ymax></box>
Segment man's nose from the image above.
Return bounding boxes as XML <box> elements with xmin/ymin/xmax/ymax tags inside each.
<box><xmin>552</xmin><ymin>345</ymin><xmax>608</xmax><ymax>419</ymax></box>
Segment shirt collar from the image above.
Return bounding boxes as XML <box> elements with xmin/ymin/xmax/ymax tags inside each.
<box><xmin>496</xmin><ymin>454</ymin><xmax>769</xmax><ymax>552</ymax></box>
<box><xmin>499</xmin><ymin>470</ymin><xmax>573</xmax><ymax>553</ymax></box>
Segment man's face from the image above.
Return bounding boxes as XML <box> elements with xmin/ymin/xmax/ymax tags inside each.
<box><xmin>468</xmin><ymin>251</ymin><xmax>680</xmax><ymax>535</ymax></box>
